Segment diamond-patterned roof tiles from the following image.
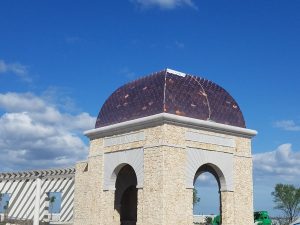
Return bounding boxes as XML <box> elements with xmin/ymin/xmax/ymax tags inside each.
<box><xmin>95</xmin><ymin>69</ymin><xmax>246</xmax><ymax>128</ymax></box>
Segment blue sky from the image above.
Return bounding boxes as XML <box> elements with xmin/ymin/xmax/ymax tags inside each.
<box><xmin>0</xmin><ymin>193</ymin><xmax>9</xmax><ymax>213</ymax></box>
<box><xmin>48</xmin><ymin>192</ymin><xmax>62</xmax><ymax>214</ymax></box>
<box><xmin>0</xmin><ymin>0</ymin><xmax>299</xmax><ymax>217</ymax></box>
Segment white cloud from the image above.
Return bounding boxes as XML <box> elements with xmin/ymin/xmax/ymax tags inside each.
<box><xmin>274</xmin><ymin>120</ymin><xmax>300</xmax><ymax>131</ymax></box>
<box><xmin>194</xmin><ymin>172</ymin><xmax>219</xmax><ymax>188</ymax></box>
<box><xmin>253</xmin><ymin>144</ymin><xmax>300</xmax><ymax>185</ymax></box>
<box><xmin>0</xmin><ymin>92</ymin><xmax>96</xmax><ymax>171</ymax></box>
<box><xmin>0</xmin><ymin>92</ymin><xmax>46</xmax><ymax>112</ymax></box>
<box><xmin>132</xmin><ymin>0</ymin><xmax>197</xmax><ymax>10</ymax></box>
<box><xmin>0</xmin><ymin>59</ymin><xmax>30</xmax><ymax>82</ymax></box>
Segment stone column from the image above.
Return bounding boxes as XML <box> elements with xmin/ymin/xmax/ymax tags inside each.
<box><xmin>187</xmin><ymin>188</ymin><xmax>194</xmax><ymax>225</ymax></box>
<box><xmin>233</xmin><ymin>155</ymin><xmax>254</xmax><ymax>225</ymax></box>
<box><xmin>220</xmin><ymin>191</ymin><xmax>234</xmax><ymax>225</ymax></box>
<box><xmin>136</xmin><ymin>188</ymin><xmax>144</xmax><ymax>225</ymax></box>
<box><xmin>142</xmin><ymin>146</ymin><xmax>164</xmax><ymax>225</ymax></box>
<box><xmin>103</xmin><ymin>190</ymin><xmax>117</xmax><ymax>225</ymax></box>
<box><xmin>73</xmin><ymin>162</ymin><xmax>90</xmax><ymax>225</ymax></box>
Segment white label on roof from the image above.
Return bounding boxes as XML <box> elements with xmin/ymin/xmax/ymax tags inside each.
<box><xmin>166</xmin><ymin>68</ymin><xmax>186</xmax><ymax>77</ymax></box>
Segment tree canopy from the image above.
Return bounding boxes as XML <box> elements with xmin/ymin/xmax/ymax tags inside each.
<box><xmin>193</xmin><ymin>188</ymin><xmax>200</xmax><ymax>205</ymax></box>
<box><xmin>272</xmin><ymin>184</ymin><xmax>300</xmax><ymax>223</ymax></box>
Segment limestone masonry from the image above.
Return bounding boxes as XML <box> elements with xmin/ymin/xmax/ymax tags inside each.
<box><xmin>73</xmin><ymin>69</ymin><xmax>257</xmax><ymax>225</ymax></box>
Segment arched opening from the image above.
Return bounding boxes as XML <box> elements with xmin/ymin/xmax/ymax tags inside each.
<box><xmin>193</xmin><ymin>164</ymin><xmax>223</xmax><ymax>225</ymax></box>
<box><xmin>114</xmin><ymin>164</ymin><xmax>138</xmax><ymax>225</ymax></box>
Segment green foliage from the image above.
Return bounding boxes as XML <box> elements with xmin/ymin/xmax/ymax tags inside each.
<box><xmin>193</xmin><ymin>188</ymin><xmax>200</xmax><ymax>205</ymax></box>
<box><xmin>49</xmin><ymin>195</ymin><xmax>56</xmax><ymax>220</ymax></box>
<box><xmin>205</xmin><ymin>216</ymin><xmax>212</xmax><ymax>224</ymax></box>
<box><xmin>50</xmin><ymin>196</ymin><xmax>56</xmax><ymax>203</ymax></box>
<box><xmin>272</xmin><ymin>184</ymin><xmax>300</xmax><ymax>223</ymax></box>
<box><xmin>3</xmin><ymin>201</ymin><xmax>8</xmax><ymax>210</ymax></box>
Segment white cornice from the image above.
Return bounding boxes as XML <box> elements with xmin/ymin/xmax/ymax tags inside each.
<box><xmin>84</xmin><ymin>113</ymin><xmax>257</xmax><ymax>139</ymax></box>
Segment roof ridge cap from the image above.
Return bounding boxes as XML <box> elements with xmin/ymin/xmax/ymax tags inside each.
<box><xmin>163</xmin><ymin>69</ymin><xmax>167</xmax><ymax>112</ymax></box>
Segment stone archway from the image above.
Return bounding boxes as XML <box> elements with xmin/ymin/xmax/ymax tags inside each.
<box><xmin>114</xmin><ymin>164</ymin><xmax>138</xmax><ymax>225</ymax></box>
<box><xmin>186</xmin><ymin>148</ymin><xmax>233</xmax><ymax>192</ymax></box>
<box><xmin>186</xmin><ymin>148</ymin><xmax>234</xmax><ymax>224</ymax></box>
<box><xmin>193</xmin><ymin>164</ymin><xmax>223</xmax><ymax>223</ymax></box>
<box><xmin>103</xmin><ymin>149</ymin><xmax>144</xmax><ymax>191</ymax></box>
<box><xmin>193</xmin><ymin>164</ymin><xmax>224</xmax><ymax>190</ymax></box>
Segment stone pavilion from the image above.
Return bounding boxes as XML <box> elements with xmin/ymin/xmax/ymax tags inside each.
<box><xmin>73</xmin><ymin>69</ymin><xmax>257</xmax><ymax>225</ymax></box>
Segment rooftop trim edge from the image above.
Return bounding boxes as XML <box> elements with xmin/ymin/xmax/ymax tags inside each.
<box><xmin>85</xmin><ymin>113</ymin><xmax>257</xmax><ymax>139</ymax></box>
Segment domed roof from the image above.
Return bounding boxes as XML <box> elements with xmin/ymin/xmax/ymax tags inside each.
<box><xmin>95</xmin><ymin>69</ymin><xmax>246</xmax><ymax>128</ymax></box>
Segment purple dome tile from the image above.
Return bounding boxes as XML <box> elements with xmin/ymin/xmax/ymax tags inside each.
<box><xmin>95</xmin><ymin>69</ymin><xmax>246</xmax><ymax>128</ymax></box>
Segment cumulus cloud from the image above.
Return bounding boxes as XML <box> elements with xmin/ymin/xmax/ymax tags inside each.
<box><xmin>0</xmin><ymin>59</ymin><xmax>30</xmax><ymax>82</ymax></box>
<box><xmin>274</xmin><ymin>120</ymin><xmax>300</xmax><ymax>131</ymax></box>
<box><xmin>194</xmin><ymin>172</ymin><xmax>219</xmax><ymax>188</ymax></box>
<box><xmin>253</xmin><ymin>144</ymin><xmax>300</xmax><ymax>185</ymax></box>
<box><xmin>0</xmin><ymin>92</ymin><xmax>96</xmax><ymax>171</ymax></box>
<box><xmin>132</xmin><ymin>0</ymin><xmax>197</xmax><ymax>10</ymax></box>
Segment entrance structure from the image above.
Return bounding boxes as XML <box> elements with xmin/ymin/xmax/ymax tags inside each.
<box><xmin>73</xmin><ymin>69</ymin><xmax>257</xmax><ymax>225</ymax></box>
